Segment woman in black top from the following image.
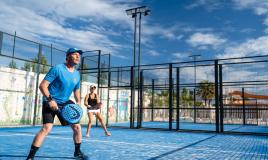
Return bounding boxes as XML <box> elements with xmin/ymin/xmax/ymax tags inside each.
<box><xmin>84</xmin><ymin>85</ymin><xmax>111</xmax><ymax>138</ymax></box>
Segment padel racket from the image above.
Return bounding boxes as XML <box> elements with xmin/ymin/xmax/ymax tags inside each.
<box><xmin>58</xmin><ymin>103</ymin><xmax>83</xmax><ymax>124</ymax></box>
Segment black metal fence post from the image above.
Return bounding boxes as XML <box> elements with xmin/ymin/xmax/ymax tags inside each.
<box><xmin>219</xmin><ymin>64</ymin><xmax>224</xmax><ymax>132</ymax></box>
<box><xmin>137</xmin><ymin>70</ymin><xmax>144</xmax><ymax>128</ymax></box>
<box><xmin>176</xmin><ymin>67</ymin><xmax>180</xmax><ymax>130</ymax></box>
<box><xmin>106</xmin><ymin>54</ymin><xmax>111</xmax><ymax>126</ymax></box>
<box><xmin>140</xmin><ymin>70</ymin><xmax>144</xmax><ymax>128</ymax></box>
<box><xmin>169</xmin><ymin>63</ymin><xmax>173</xmax><ymax>130</ymax></box>
<box><xmin>242</xmin><ymin>87</ymin><xmax>246</xmax><ymax>125</ymax></box>
<box><xmin>214</xmin><ymin>60</ymin><xmax>219</xmax><ymax>133</ymax></box>
<box><xmin>116</xmin><ymin>68</ymin><xmax>120</xmax><ymax>123</ymax></box>
<box><xmin>96</xmin><ymin>50</ymin><xmax>101</xmax><ymax>127</ymax></box>
<box><xmin>151</xmin><ymin>79</ymin><xmax>154</xmax><ymax>121</ymax></box>
<box><xmin>12</xmin><ymin>31</ymin><xmax>16</xmax><ymax>58</ymax></box>
<box><xmin>33</xmin><ymin>44</ymin><xmax>42</xmax><ymax>126</ymax></box>
<box><xmin>130</xmin><ymin>66</ymin><xmax>134</xmax><ymax>128</ymax></box>
<box><xmin>194</xmin><ymin>88</ymin><xmax>196</xmax><ymax>123</ymax></box>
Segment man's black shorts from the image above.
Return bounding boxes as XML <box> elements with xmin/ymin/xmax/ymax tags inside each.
<box><xmin>42</xmin><ymin>100</ymin><xmax>75</xmax><ymax>126</ymax></box>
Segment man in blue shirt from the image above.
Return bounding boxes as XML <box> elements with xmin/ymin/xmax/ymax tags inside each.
<box><xmin>26</xmin><ymin>48</ymin><xmax>87</xmax><ymax>160</ymax></box>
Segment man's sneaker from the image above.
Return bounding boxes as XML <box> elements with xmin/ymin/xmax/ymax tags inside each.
<box><xmin>26</xmin><ymin>155</ymin><xmax>34</xmax><ymax>160</ymax></box>
<box><xmin>74</xmin><ymin>151</ymin><xmax>88</xmax><ymax>160</ymax></box>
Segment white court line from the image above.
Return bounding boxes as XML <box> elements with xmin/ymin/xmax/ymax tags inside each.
<box><xmin>50</xmin><ymin>131</ymin><xmax>73</xmax><ymax>133</ymax></box>
<box><xmin>0</xmin><ymin>133</ymin><xmax>179</xmax><ymax>149</ymax></box>
<box><xmin>186</xmin><ymin>147</ymin><xmax>268</xmax><ymax>156</ymax></box>
<box><xmin>1</xmin><ymin>133</ymin><xmax>266</xmax><ymax>157</ymax></box>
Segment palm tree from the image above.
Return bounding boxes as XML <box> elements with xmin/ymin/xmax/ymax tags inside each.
<box><xmin>196</xmin><ymin>80</ymin><xmax>215</xmax><ymax>107</ymax></box>
<box><xmin>181</xmin><ymin>88</ymin><xmax>194</xmax><ymax>107</ymax></box>
<box><xmin>154</xmin><ymin>90</ymin><xmax>169</xmax><ymax>108</ymax></box>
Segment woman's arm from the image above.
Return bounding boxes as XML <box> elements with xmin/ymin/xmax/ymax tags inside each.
<box><xmin>84</xmin><ymin>94</ymin><xmax>89</xmax><ymax>107</ymax></box>
<box><xmin>96</xmin><ymin>94</ymin><xmax>101</xmax><ymax>104</ymax></box>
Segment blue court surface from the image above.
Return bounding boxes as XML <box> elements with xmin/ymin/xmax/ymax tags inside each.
<box><xmin>111</xmin><ymin>121</ymin><xmax>268</xmax><ymax>133</ymax></box>
<box><xmin>0</xmin><ymin>125</ymin><xmax>268</xmax><ymax>160</ymax></box>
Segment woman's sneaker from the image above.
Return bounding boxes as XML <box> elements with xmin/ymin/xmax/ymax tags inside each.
<box><xmin>105</xmin><ymin>131</ymin><xmax>111</xmax><ymax>136</ymax></box>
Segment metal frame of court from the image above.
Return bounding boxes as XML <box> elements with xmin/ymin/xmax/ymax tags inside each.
<box><xmin>82</xmin><ymin>49</ymin><xmax>268</xmax><ymax>136</ymax></box>
<box><xmin>1</xmin><ymin>30</ymin><xmax>268</xmax><ymax>136</ymax></box>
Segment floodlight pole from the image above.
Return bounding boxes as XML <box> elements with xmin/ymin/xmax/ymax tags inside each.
<box><xmin>138</xmin><ymin>12</ymin><xmax>141</xmax><ymax>78</ymax></box>
<box><xmin>126</xmin><ymin>6</ymin><xmax>150</xmax><ymax>68</ymax></box>
<box><xmin>134</xmin><ymin>13</ymin><xmax>137</xmax><ymax>68</ymax></box>
<box><xmin>126</xmin><ymin>6</ymin><xmax>150</xmax><ymax>128</ymax></box>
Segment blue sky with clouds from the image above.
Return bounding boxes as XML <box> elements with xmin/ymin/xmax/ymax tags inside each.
<box><xmin>1</xmin><ymin>0</ymin><xmax>268</xmax><ymax>67</ymax></box>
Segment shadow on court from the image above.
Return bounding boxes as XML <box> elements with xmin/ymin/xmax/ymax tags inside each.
<box><xmin>148</xmin><ymin>135</ymin><xmax>217</xmax><ymax>160</ymax></box>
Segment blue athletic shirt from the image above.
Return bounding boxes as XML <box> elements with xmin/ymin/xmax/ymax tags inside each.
<box><xmin>44</xmin><ymin>63</ymin><xmax>80</xmax><ymax>104</ymax></box>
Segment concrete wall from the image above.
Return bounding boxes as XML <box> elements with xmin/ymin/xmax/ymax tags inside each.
<box><xmin>0</xmin><ymin>66</ymin><xmax>132</xmax><ymax>126</ymax></box>
<box><xmin>0</xmin><ymin>67</ymin><xmax>44</xmax><ymax>125</ymax></box>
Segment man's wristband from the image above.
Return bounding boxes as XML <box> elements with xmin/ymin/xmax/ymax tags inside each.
<box><xmin>47</xmin><ymin>95</ymin><xmax>53</xmax><ymax>102</ymax></box>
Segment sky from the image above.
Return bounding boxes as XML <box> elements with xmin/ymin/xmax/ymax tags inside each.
<box><xmin>1</xmin><ymin>0</ymin><xmax>268</xmax><ymax>68</ymax></box>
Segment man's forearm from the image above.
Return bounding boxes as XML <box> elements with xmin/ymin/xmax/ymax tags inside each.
<box><xmin>39</xmin><ymin>82</ymin><xmax>50</xmax><ymax>99</ymax></box>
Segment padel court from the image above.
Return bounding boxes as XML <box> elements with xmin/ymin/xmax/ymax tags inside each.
<box><xmin>0</xmin><ymin>125</ymin><xmax>267</xmax><ymax>160</ymax></box>
<box><xmin>1</xmin><ymin>31</ymin><xmax>268</xmax><ymax>160</ymax></box>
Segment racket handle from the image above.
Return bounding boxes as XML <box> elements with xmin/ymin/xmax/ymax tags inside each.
<box><xmin>55</xmin><ymin>106</ymin><xmax>63</xmax><ymax>114</ymax></box>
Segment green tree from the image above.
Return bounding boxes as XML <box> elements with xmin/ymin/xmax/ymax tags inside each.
<box><xmin>196</xmin><ymin>80</ymin><xmax>215</xmax><ymax>107</ymax></box>
<box><xmin>153</xmin><ymin>90</ymin><xmax>169</xmax><ymax>108</ymax></box>
<box><xmin>8</xmin><ymin>60</ymin><xmax>17</xmax><ymax>69</ymax></box>
<box><xmin>181</xmin><ymin>88</ymin><xmax>194</xmax><ymax>107</ymax></box>
<box><xmin>99</xmin><ymin>64</ymin><xmax>108</xmax><ymax>86</ymax></box>
<box><xmin>22</xmin><ymin>54</ymin><xmax>48</xmax><ymax>74</ymax></box>
<box><xmin>22</xmin><ymin>62</ymin><xmax>31</xmax><ymax>71</ymax></box>
<box><xmin>37</xmin><ymin>54</ymin><xmax>48</xmax><ymax>73</ymax></box>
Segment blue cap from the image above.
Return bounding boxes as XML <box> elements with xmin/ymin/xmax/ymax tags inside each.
<box><xmin>66</xmin><ymin>48</ymin><xmax>83</xmax><ymax>55</ymax></box>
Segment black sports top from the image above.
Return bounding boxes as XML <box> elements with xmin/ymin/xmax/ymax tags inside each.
<box><xmin>88</xmin><ymin>93</ymin><xmax>97</xmax><ymax>106</ymax></box>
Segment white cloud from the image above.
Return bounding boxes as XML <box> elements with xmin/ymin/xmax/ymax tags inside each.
<box><xmin>0</xmin><ymin>0</ymin><xmax>186</xmax><ymax>62</ymax></box>
<box><xmin>233</xmin><ymin>0</ymin><xmax>268</xmax><ymax>15</ymax></box>
<box><xmin>186</xmin><ymin>32</ymin><xmax>226</xmax><ymax>49</ymax></box>
<box><xmin>185</xmin><ymin>0</ymin><xmax>225</xmax><ymax>11</ymax></box>
<box><xmin>215</xmin><ymin>0</ymin><xmax>268</xmax><ymax>61</ymax></box>
<box><xmin>233</xmin><ymin>0</ymin><xmax>268</xmax><ymax>27</ymax></box>
<box><xmin>172</xmin><ymin>52</ymin><xmax>192</xmax><ymax>61</ymax></box>
<box><xmin>264</xmin><ymin>17</ymin><xmax>268</xmax><ymax>26</ymax></box>
<box><xmin>176</xmin><ymin>35</ymin><xmax>184</xmax><ymax>40</ymax></box>
<box><xmin>147</xmin><ymin>68</ymin><xmax>169</xmax><ymax>80</ymax></box>
<box><xmin>0</xmin><ymin>0</ymin><xmax>136</xmax><ymax>58</ymax></box>
<box><xmin>179</xmin><ymin>65</ymin><xmax>214</xmax><ymax>84</ymax></box>
<box><xmin>221</xmin><ymin>65</ymin><xmax>268</xmax><ymax>83</ymax></box>
<box><xmin>142</xmin><ymin>24</ymin><xmax>179</xmax><ymax>40</ymax></box>
<box><xmin>132</xmin><ymin>23</ymin><xmax>185</xmax><ymax>49</ymax></box>
<box><xmin>217</xmin><ymin>36</ymin><xmax>268</xmax><ymax>59</ymax></box>
<box><xmin>4</xmin><ymin>0</ymin><xmax>131</xmax><ymax>24</ymax></box>
<box><xmin>182</xmin><ymin>26</ymin><xmax>214</xmax><ymax>33</ymax></box>
<box><xmin>147</xmin><ymin>50</ymin><xmax>160</xmax><ymax>56</ymax></box>
<box><xmin>142</xmin><ymin>24</ymin><xmax>212</xmax><ymax>42</ymax></box>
